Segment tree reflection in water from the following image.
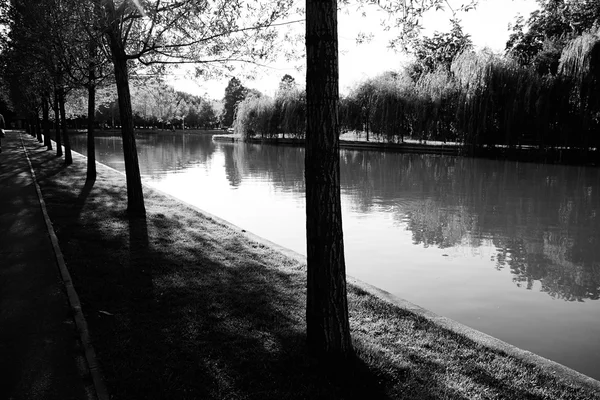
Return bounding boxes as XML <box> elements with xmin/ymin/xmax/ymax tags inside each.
<box><xmin>339</xmin><ymin>152</ymin><xmax>600</xmax><ymax>302</ymax></box>
<box><xmin>72</xmin><ymin>133</ymin><xmax>600</xmax><ymax>302</ymax></box>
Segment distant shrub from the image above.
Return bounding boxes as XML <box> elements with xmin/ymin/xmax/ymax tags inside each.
<box><xmin>234</xmin><ymin>89</ymin><xmax>306</xmax><ymax>139</ymax></box>
<box><xmin>340</xmin><ymin>31</ymin><xmax>599</xmax><ymax>156</ymax></box>
<box><xmin>236</xmin><ymin>32</ymin><xmax>599</xmax><ymax>157</ymax></box>
<box><xmin>277</xmin><ymin>88</ymin><xmax>306</xmax><ymax>138</ymax></box>
<box><xmin>234</xmin><ymin>94</ymin><xmax>275</xmax><ymax>139</ymax></box>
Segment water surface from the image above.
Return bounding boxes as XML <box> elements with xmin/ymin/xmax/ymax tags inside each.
<box><xmin>71</xmin><ymin>132</ymin><xmax>600</xmax><ymax>380</ymax></box>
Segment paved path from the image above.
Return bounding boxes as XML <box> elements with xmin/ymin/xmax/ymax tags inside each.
<box><xmin>0</xmin><ymin>132</ymin><xmax>97</xmax><ymax>400</ymax></box>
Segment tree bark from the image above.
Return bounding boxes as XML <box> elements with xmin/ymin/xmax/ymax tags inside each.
<box><xmin>35</xmin><ymin>116</ymin><xmax>42</xmax><ymax>143</ymax></box>
<box><xmin>305</xmin><ymin>0</ymin><xmax>353</xmax><ymax>359</ymax></box>
<box><xmin>53</xmin><ymin>90</ymin><xmax>62</xmax><ymax>157</ymax></box>
<box><xmin>42</xmin><ymin>93</ymin><xmax>52</xmax><ymax>150</ymax></box>
<box><xmin>58</xmin><ymin>86</ymin><xmax>72</xmax><ymax>165</ymax></box>
<box><xmin>87</xmin><ymin>82</ymin><xmax>97</xmax><ymax>181</ymax></box>
<box><xmin>28</xmin><ymin>119</ymin><xmax>35</xmax><ymax>137</ymax></box>
<box><xmin>108</xmin><ymin>35</ymin><xmax>145</xmax><ymax>216</ymax></box>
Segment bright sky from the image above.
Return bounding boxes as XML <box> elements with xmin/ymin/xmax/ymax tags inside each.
<box><xmin>169</xmin><ymin>0</ymin><xmax>540</xmax><ymax>99</ymax></box>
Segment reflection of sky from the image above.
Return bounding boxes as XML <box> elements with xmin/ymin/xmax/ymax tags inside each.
<box><xmin>147</xmin><ymin>151</ymin><xmax>309</xmax><ymax>256</ymax></box>
<box><xmin>69</xmin><ymin>133</ymin><xmax>600</xmax><ymax>380</ymax></box>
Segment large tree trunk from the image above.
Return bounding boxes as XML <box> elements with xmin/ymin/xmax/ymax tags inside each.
<box><xmin>42</xmin><ymin>94</ymin><xmax>52</xmax><ymax>150</ymax></box>
<box><xmin>109</xmin><ymin>39</ymin><xmax>145</xmax><ymax>216</ymax></box>
<box><xmin>53</xmin><ymin>91</ymin><xmax>62</xmax><ymax>157</ymax></box>
<box><xmin>58</xmin><ymin>87</ymin><xmax>72</xmax><ymax>165</ymax></box>
<box><xmin>305</xmin><ymin>0</ymin><xmax>352</xmax><ymax>359</ymax></box>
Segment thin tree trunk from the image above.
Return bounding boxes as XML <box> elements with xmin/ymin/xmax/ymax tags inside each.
<box><xmin>53</xmin><ymin>91</ymin><xmax>62</xmax><ymax>157</ymax></box>
<box><xmin>28</xmin><ymin>119</ymin><xmax>35</xmax><ymax>137</ymax></box>
<box><xmin>36</xmin><ymin>117</ymin><xmax>42</xmax><ymax>143</ymax></box>
<box><xmin>87</xmin><ymin>82</ymin><xmax>97</xmax><ymax>181</ymax></box>
<box><xmin>111</xmin><ymin>45</ymin><xmax>145</xmax><ymax>216</ymax></box>
<box><xmin>59</xmin><ymin>87</ymin><xmax>72</xmax><ymax>165</ymax></box>
<box><xmin>101</xmin><ymin>0</ymin><xmax>145</xmax><ymax>215</ymax></box>
<box><xmin>365</xmin><ymin>109</ymin><xmax>370</xmax><ymax>142</ymax></box>
<box><xmin>42</xmin><ymin>94</ymin><xmax>52</xmax><ymax>150</ymax></box>
<box><xmin>305</xmin><ymin>0</ymin><xmax>353</xmax><ymax>360</ymax></box>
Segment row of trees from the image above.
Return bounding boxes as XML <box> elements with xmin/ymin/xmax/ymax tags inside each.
<box><xmin>233</xmin><ymin>74</ymin><xmax>306</xmax><ymax>138</ymax></box>
<box><xmin>64</xmin><ymin>83</ymin><xmax>222</xmax><ymax>130</ymax></box>
<box><xmin>233</xmin><ymin>1</ymin><xmax>600</xmax><ymax>164</ymax></box>
<box><xmin>342</xmin><ymin>32</ymin><xmax>599</xmax><ymax>154</ymax></box>
<box><xmin>0</xmin><ymin>0</ymin><xmax>488</xmax><ymax>373</ymax></box>
<box><xmin>0</xmin><ymin>0</ymin><xmax>294</xmax><ymax>212</ymax></box>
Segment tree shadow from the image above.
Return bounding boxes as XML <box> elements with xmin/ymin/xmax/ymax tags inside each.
<box><xmin>23</xmin><ymin>134</ymin><xmax>595</xmax><ymax>400</ymax></box>
<box><xmin>27</xmin><ymin>146</ymin><xmax>398</xmax><ymax>399</ymax></box>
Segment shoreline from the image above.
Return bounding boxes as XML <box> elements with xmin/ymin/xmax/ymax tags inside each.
<box><xmin>141</xmin><ymin>176</ymin><xmax>600</xmax><ymax>391</ymax></box>
<box><xmin>213</xmin><ymin>134</ymin><xmax>461</xmax><ymax>156</ymax></box>
<box><xmin>25</xmin><ymin>133</ymin><xmax>600</xmax><ymax>398</ymax></box>
<box><xmin>139</xmin><ymin>174</ymin><xmax>600</xmax><ymax>392</ymax></box>
<box><xmin>213</xmin><ymin>134</ymin><xmax>600</xmax><ymax>165</ymax></box>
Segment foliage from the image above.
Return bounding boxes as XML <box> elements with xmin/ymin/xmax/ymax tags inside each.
<box><xmin>233</xmin><ymin>83</ymin><xmax>306</xmax><ymax>139</ymax></box>
<box><xmin>63</xmin><ymin>81</ymin><xmax>220</xmax><ymax>129</ymax></box>
<box><xmin>558</xmin><ymin>29</ymin><xmax>600</xmax><ymax>145</ymax></box>
<box><xmin>95</xmin><ymin>0</ymin><xmax>296</xmax><ymax>68</ymax></box>
<box><xmin>341</xmin><ymin>71</ymin><xmax>416</xmax><ymax>142</ymax></box>
<box><xmin>222</xmin><ymin>77</ymin><xmax>248</xmax><ymax>127</ymax></box>
<box><xmin>0</xmin><ymin>0</ymin><xmax>56</xmax><ymax>119</ymax></box>
<box><xmin>278</xmin><ymin>74</ymin><xmax>297</xmax><ymax>92</ymax></box>
<box><xmin>232</xmin><ymin>27</ymin><xmax>600</xmax><ymax>161</ymax></box>
<box><xmin>234</xmin><ymin>93</ymin><xmax>273</xmax><ymax>138</ymax></box>
<box><xmin>358</xmin><ymin>0</ymin><xmax>478</xmax><ymax>49</ymax></box>
<box><xmin>276</xmin><ymin>87</ymin><xmax>305</xmax><ymax>137</ymax></box>
<box><xmin>409</xmin><ymin>18</ymin><xmax>473</xmax><ymax>78</ymax></box>
<box><xmin>506</xmin><ymin>0</ymin><xmax>600</xmax><ymax>71</ymax></box>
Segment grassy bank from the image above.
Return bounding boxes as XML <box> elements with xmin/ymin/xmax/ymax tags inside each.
<box><xmin>23</xmin><ymin>134</ymin><xmax>599</xmax><ymax>399</ymax></box>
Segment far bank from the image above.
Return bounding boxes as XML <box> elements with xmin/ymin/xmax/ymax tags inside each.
<box><xmin>213</xmin><ymin>133</ymin><xmax>600</xmax><ymax>165</ymax></box>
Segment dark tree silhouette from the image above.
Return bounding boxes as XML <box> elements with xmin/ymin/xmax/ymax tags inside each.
<box><xmin>305</xmin><ymin>0</ymin><xmax>353</xmax><ymax>360</ymax></box>
<box><xmin>222</xmin><ymin>77</ymin><xmax>247</xmax><ymax>127</ymax></box>
<box><xmin>279</xmin><ymin>74</ymin><xmax>297</xmax><ymax>92</ymax></box>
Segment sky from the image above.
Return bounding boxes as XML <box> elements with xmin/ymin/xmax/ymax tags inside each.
<box><xmin>168</xmin><ymin>0</ymin><xmax>540</xmax><ymax>100</ymax></box>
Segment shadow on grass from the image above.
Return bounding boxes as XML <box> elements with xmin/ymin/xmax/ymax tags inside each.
<box><xmin>24</xmin><ymin>139</ymin><xmax>396</xmax><ymax>400</ymax></box>
<box><xmin>22</xmin><ymin>135</ymin><xmax>598</xmax><ymax>400</ymax></box>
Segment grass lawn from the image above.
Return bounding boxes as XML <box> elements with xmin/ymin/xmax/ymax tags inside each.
<box><xmin>23</xmin><ymin>134</ymin><xmax>599</xmax><ymax>400</ymax></box>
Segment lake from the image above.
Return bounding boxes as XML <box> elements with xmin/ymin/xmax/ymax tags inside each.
<box><xmin>70</xmin><ymin>132</ymin><xmax>600</xmax><ymax>380</ymax></box>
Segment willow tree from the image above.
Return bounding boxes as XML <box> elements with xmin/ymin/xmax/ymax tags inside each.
<box><xmin>506</xmin><ymin>0</ymin><xmax>600</xmax><ymax>74</ymax></box>
<box><xmin>559</xmin><ymin>29</ymin><xmax>600</xmax><ymax>156</ymax></box>
<box><xmin>94</xmin><ymin>0</ymin><xmax>295</xmax><ymax>216</ymax></box>
<box><xmin>304</xmin><ymin>0</ymin><xmax>478</xmax><ymax>360</ymax></box>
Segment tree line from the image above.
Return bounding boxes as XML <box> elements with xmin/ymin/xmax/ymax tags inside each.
<box><xmin>233</xmin><ymin>1</ymin><xmax>600</xmax><ymax>164</ymax></box>
<box><xmin>63</xmin><ymin>83</ymin><xmax>222</xmax><ymax>130</ymax></box>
